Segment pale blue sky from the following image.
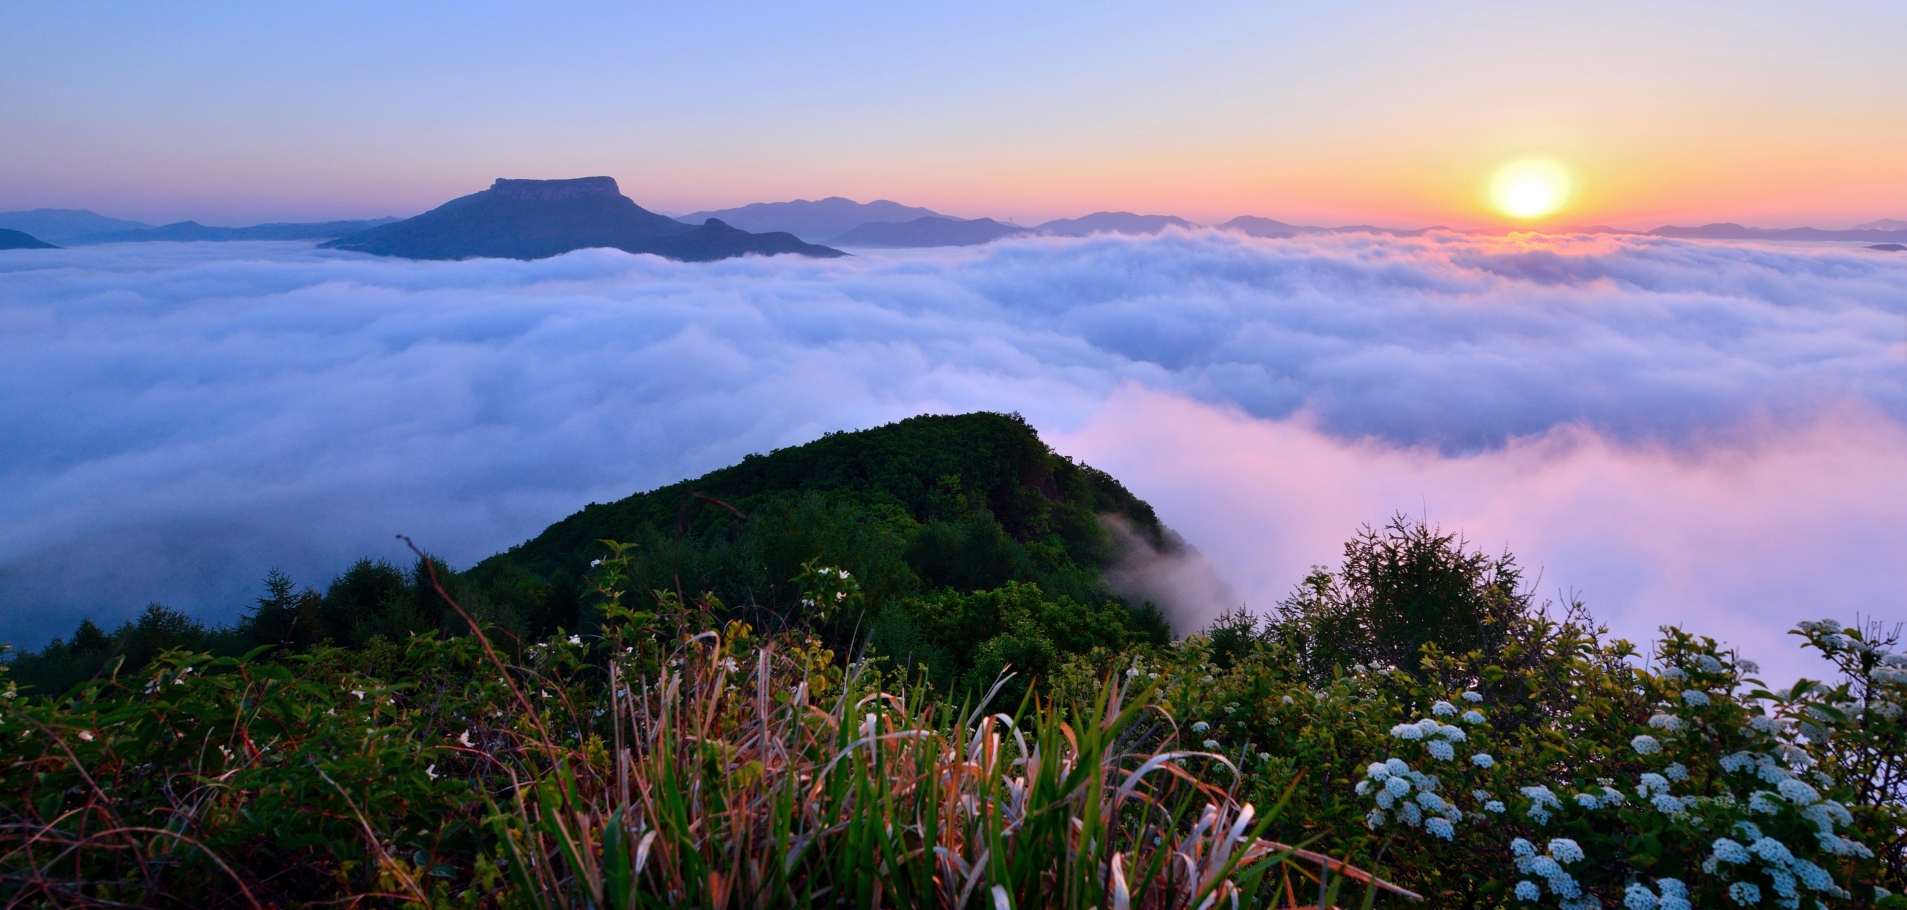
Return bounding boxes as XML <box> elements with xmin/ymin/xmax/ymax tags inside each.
<box><xmin>4</xmin><ymin>1</ymin><xmax>1904</xmax><ymax>226</ymax></box>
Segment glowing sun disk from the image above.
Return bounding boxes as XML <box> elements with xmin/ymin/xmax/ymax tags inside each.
<box><xmin>1489</xmin><ymin>157</ymin><xmax>1573</xmax><ymax>220</ymax></box>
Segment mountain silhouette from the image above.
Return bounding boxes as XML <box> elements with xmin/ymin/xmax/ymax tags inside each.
<box><xmin>647</xmin><ymin>219</ymin><xmax>847</xmax><ymax>262</ymax></box>
<box><xmin>0</xmin><ymin>229</ymin><xmax>57</xmax><ymax>250</ymax></box>
<box><xmin>326</xmin><ymin>177</ymin><xmax>844</xmax><ymax>262</ymax></box>
<box><xmin>1852</xmin><ymin>219</ymin><xmax>1907</xmax><ymax>231</ymax></box>
<box><xmin>1036</xmin><ymin>212</ymin><xmax>1196</xmax><ymax>236</ymax></box>
<box><xmin>65</xmin><ymin>218</ymin><xmax>397</xmax><ymax>245</ymax></box>
<box><xmin>680</xmin><ymin>197</ymin><xmax>944</xmax><ymax>243</ymax></box>
<box><xmin>1217</xmin><ymin>216</ymin><xmax>1445</xmax><ymax>238</ymax></box>
<box><xmin>1217</xmin><ymin>216</ymin><xmax>1306</xmax><ymax>238</ymax></box>
<box><xmin>829</xmin><ymin>216</ymin><xmax>1028</xmax><ymax>248</ymax></box>
<box><xmin>0</xmin><ymin>209</ymin><xmax>152</xmax><ymax>242</ymax></box>
<box><xmin>1647</xmin><ymin>223</ymin><xmax>1907</xmax><ymax>242</ymax></box>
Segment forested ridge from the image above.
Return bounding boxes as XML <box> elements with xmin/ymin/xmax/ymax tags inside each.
<box><xmin>10</xmin><ymin>412</ymin><xmax>1170</xmax><ymax>700</ymax></box>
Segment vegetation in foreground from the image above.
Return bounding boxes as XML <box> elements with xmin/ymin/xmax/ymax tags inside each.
<box><xmin>1</xmin><ymin>413</ymin><xmax>1901</xmax><ymax>908</ymax></box>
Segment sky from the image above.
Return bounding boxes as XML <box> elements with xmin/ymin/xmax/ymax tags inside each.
<box><xmin>2</xmin><ymin>232</ymin><xmax>1902</xmax><ymax>683</ymax></box>
<box><xmin>4</xmin><ymin>1</ymin><xmax>1906</xmax><ymax>228</ymax></box>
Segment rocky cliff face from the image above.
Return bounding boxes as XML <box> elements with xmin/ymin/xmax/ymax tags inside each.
<box><xmin>489</xmin><ymin>177</ymin><xmax>621</xmax><ymax>201</ymax></box>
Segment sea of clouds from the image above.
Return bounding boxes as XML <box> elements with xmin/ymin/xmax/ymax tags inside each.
<box><xmin>2</xmin><ymin>230</ymin><xmax>1902</xmax><ymax>680</ymax></box>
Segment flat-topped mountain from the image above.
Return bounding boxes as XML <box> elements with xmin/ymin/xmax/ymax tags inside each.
<box><xmin>65</xmin><ymin>218</ymin><xmax>397</xmax><ymax>245</ymax></box>
<box><xmin>1037</xmin><ymin>212</ymin><xmax>1197</xmax><ymax>236</ymax></box>
<box><xmin>830</xmin><ymin>216</ymin><xmax>1028</xmax><ymax>248</ymax></box>
<box><xmin>326</xmin><ymin>177</ymin><xmax>844</xmax><ymax>262</ymax></box>
<box><xmin>0</xmin><ymin>229</ymin><xmax>57</xmax><ymax>250</ymax></box>
<box><xmin>0</xmin><ymin>209</ymin><xmax>152</xmax><ymax>242</ymax></box>
<box><xmin>679</xmin><ymin>197</ymin><xmax>944</xmax><ymax>243</ymax></box>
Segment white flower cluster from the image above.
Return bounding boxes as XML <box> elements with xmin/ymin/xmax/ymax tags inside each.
<box><xmin>1622</xmin><ymin>878</ymin><xmax>1689</xmax><ymax>910</ymax></box>
<box><xmin>1391</xmin><ymin>712</ymin><xmax>1467</xmax><ymax>761</ymax></box>
<box><xmin>1511</xmin><ymin>837</ymin><xmax>1587</xmax><ymax>903</ymax></box>
<box><xmin>1520</xmin><ymin>785</ymin><xmax>1563</xmax><ymax>825</ymax></box>
<box><xmin>1358</xmin><ymin>757</ymin><xmax>1462</xmax><ymax>837</ymax></box>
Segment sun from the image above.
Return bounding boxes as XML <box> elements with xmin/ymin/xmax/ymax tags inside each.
<box><xmin>1488</xmin><ymin>156</ymin><xmax>1574</xmax><ymax>221</ymax></box>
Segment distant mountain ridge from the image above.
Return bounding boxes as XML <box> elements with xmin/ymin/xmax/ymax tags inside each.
<box><xmin>1645</xmin><ymin>222</ymin><xmax>1907</xmax><ymax>242</ymax></box>
<box><xmin>0</xmin><ymin>209</ymin><xmax>153</xmax><ymax>242</ymax></box>
<box><xmin>325</xmin><ymin>177</ymin><xmax>845</xmax><ymax>262</ymax></box>
<box><xmin>64</xmin><ymin>218</ymin><xmax>399</xmax><ymax>245</ymax></box>
<box><xmin>680</xmin><ymin>197</ymin><xmax>944</xmax><ymax>243</ymax></box>
<box><xmin>1036</xmin><ymin>212</ymin><xmax>1197</xmax><ymax>237</ymax></box>
<box><xmin>1218</xmin><ymin>216</ymin><xmax>1444</xmax><ymax>238</ymax></box>
<box><xmin>0</xmin><ymin>229</ymin><xmax>58</xmax><ymax>251</ymax></box>
<box><xmin>830</xmin><ymin>216</ymin><xmax>1028</xmax><ymax>248</ymax></box>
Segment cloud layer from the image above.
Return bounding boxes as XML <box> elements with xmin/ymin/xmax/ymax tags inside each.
<box><xmin>1</xmin><ymin>231</ymin><xmax>1901</xmax><ymax>679</ymax></box>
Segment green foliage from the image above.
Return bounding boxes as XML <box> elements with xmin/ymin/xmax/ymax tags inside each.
<box><xmin>471</xmin><ymin>411</ymin><xmax>1166</xmax><ymax>646</ymax></box>
<box><xmin>1</xmin><ymin>417</ymin><xmax>1901</xmax><ymax>907</ymax></box>
<box><xmin>0</xmin><ymin>552</ymin><xmax>1320</xmax><ymax>907</ymax></box>
<box><xmin>1273</xmin><ymin>514</ymin><xmax>1530</xmax><ymax>681</ymax></box>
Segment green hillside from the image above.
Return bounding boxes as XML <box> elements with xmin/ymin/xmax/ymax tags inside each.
<box><xmin>10</xmin><ymin>412</ymin><xmax>1171</xmax><ymax>697</ymax></box>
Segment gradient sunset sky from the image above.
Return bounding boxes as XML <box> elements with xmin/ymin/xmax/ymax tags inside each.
<box><xmin>4</xmin><ymin>0</ymin><xmax>1904</xmax><ymax>229</ymax></box>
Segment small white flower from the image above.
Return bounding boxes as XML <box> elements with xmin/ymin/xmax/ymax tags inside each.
<box><xmin>1428</xmin><ymin>740</ymin><xmax>1455</xmax><ymax>761</ymax></box>
<box><xmin>1191</xmin><ymin>721</ymin><xmax>1209</xmax><ymax>733</ymax></box>
<box><xmin>1631</xmin><ymin>734</ymin><xmax>1661</xmax><ymax>755</ymax></box>
<box><xmin>77</xmin><ymin>730</ymin><xmax>94</xmax><ymax>742</ymax></box>
<box><xmin>1548</xmin><ymin>838</ymin><xmax>1584</xmax><ymax>864</ymax></box>
<box><xmin>426</xmin><ymin>763</ymin><xmax>439</xmax><ymax>780</ymax></box>
<box><xmin>1461</xmin><ymin>710</ymin><xmax>1485</xmax><ymax>724</ymax></box>
<box><xmin>351</xmin><ymin>690</ymin><xmax>366</xmax><ymax>700</ymax></box>
<box><xmin>1461</xmin><ymin>690</ymin><xmax>1484</xmax><ymax>703</ymax></box>
<box><xmin>1202</xmin><ymin>739</ymin><xmax>1220</xmax><ymax>750</ymax></box>
<box><xmin>1680</xmin><ymin>689</ymin><xmax>1710</xmax><ymax>707</ymax></box>
<box><xmin>589</xmin><ymin>559</ymin><xmax>602</xmax><ymax>567</ymax></box>
<box><xmin>1432</xmin><ymin>700</ymin><xmax>1457</xmax><ymax>716</ymax></box>
<box><xmin>568</xmin><ymin>635</ymin><xmax>581</xmax><ymax>645</ymax></box>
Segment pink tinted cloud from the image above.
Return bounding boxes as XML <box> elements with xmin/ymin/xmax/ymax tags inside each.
<box><xmin>1058</xmin><ymin>386</ymin><xmax>1907</xmax><ymax>683</ymax></box>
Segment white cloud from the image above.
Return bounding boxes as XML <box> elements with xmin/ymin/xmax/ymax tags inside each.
<box><xmin>0</xmin><ymin>231</ymin><xmax>1901</xmax><ymax>678</ymax></box>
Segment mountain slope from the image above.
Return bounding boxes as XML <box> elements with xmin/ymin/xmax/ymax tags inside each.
<box><xmin>327</xmin><ymin>178</ymin><xmax>844</xmax><ymax>262</ymax></box>
<box><xmin>469</xmin><ymin>412</ymin><xmax>1174</xmax><ymax>648</ymax></box>
<box><xmin>1647</xmin><ymin>223</ymin><xmax>1907</xmax><ymax>242</ymax></box>
<box><xmin>645</xmin><ymin>219</ymin><xmax>845</xmax><ymax>262</ymax></box>
<box><xmin>65</xmin><ymin>218</ymin><xmax>398</xmax><ymax>245</ymax></box>
<box><xmin>1217</xmin><ymin>216</ymin><xmax>1308</xmax><ymax>238</ymax></box>
<box><xmin>0</xmin><ymin>209</ymin><xmax>152</xmax><ymax>242</ymax></box>
<box><xmin>0</xmin><ymin>229</ymin><xmax>58</xmax><ymax>250</ymax></box>
<box><xmin>680</xmin><ymin>197</ymin><xmax>943</xmax><ymax>242</ymax></box>
<box><xmin>829</xmin><ymin>216</ymin><xmax>1028</xmax><ymax>248</ymax></box>
<box><xmin>1036</xmin><ymin>212</ymin><xmax>1197</xmax><ymax>236</ymax></box>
